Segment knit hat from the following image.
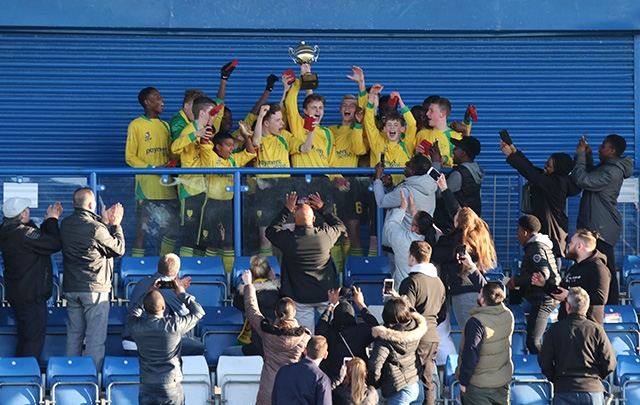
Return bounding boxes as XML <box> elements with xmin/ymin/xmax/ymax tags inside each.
<box><xmin>451</xmin><ymin>136</ymin><xmax>481</xmax><ymax>160</ymax></box>
<box><xmin>2</xmin><ymin>197</ymin><xmax>31</xmax><ymax>218</ymax></box>
<box><xmin>518</xmin><ymin>215</ymin><xmax>541</xmax><ymax>234</ymax></box>
<box><xmin>550</xmin><ymin>153</ymin><xmax>574</xmax><ymax>176</ymax></box>
<box><xmin>333</xmin><ymin>301</ymin><xmax>356</xmax><ymax>329</ymax></box>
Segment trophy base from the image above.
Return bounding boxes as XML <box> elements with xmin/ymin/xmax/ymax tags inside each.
<box><xmin>300</xmin><ymin>73</ymin><xmax>319</xmax><ymax>90</ymax></box>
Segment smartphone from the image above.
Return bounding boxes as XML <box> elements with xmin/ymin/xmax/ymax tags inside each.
<box><xmin>383</xmin><ymin>278</ymin><xmax>394</xmax><ymax>295</ymax></box>
<box><xmin>456</xmin><ymin>244</ymin><xmax>467</xmax><ymax>258</ymax></box>
<box><xmin>499</xmin><ymin>129</ymin><xmax>513</xmax><ymax>145</ymax></box>
<box><xmin>303</xmin><ymin>115</ymin><xmax>316</xmax><ymax>131</ymax></box>
<box><xmin>551</xmin><ymin>286</ymin><xmax>562</xmax><ymax>295</ymax></box>
<box><xmin>157</xmin><ymin>279</ymin><xmax>174</xmax><ymax>289</ymax></box>
<box><xmin>339</xmin><ymin>286</ymin><xmax>352</xmax><ymax>299</ymax></box>
<box><xmin>427</xmin><ymin>166</ymin><xmax>441</xmax><ymax>181</ymax></box>
<box><xmin>343</xmin><ymin>357</ymin><xmax>353</xmax><ymax>367</ymax></box>
<box><xmin>434</xmin><ymin>138</ymin><xmax>439</xmax><ymax>149</ymax></box>
<box><xmin>379</xmin><ymin>152</ymin><xmax>386</xmax><ymax>167</ymax></box>
<box><xmin>581</xmin><ymin>133</ymin><xmax>587</xmax><ymax>142</ymax></box>
<box><xmin>296</xmin><ymin>196</ymin><xmax>309</xmax><ymax>205</ymax></box>
<box><xmin>389</xmin><ymin>95</ymin><xmax>399</xmax><ymax>108</ymax></box>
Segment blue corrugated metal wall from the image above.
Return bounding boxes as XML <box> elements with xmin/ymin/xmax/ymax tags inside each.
<box><xmin>0</xmin><ymin>30</ymin><xmax>636</xmax><ymax>265</ymax></box>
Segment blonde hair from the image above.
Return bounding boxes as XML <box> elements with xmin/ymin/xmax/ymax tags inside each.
<box><xmin>456</xmin><ymin>207</ymin><xmax>497</xmax><ymax>272</ymax></box>
<box><xmin>249</xmin><ymin>254</ymin><xmax>271</xmax><ymax>279</ymax></box>
<box><xmin>345</xmin><ymin>357</ymin><xmax>368</xmax><ymax>405</ymax></box>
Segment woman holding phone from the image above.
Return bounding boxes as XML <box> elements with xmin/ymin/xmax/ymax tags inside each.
<box><xmin>332</xmin><ymin>357</ymin><xmax>379</xmax><ymax>405</ymax></box>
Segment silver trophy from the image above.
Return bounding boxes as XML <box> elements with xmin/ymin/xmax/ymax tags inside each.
<box><xmin>288</xmin><ymin>40</ymin><xmax>320</xmax><ymax>90</ymax></box>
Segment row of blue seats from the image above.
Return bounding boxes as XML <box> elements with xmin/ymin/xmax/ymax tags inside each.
<box><xmin>0</xmin><ymin>355</ymin><xmax>211</xmax><ymax>405</ymax></box>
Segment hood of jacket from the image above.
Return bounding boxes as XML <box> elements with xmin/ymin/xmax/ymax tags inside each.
<box><xmin>260</xmin><ymin>317</ymin><xmax>311</xmax><ymax>352</ymax></box>
<box><xmin>607</xmin><ymin>156</ymin><xmax>635</xmax><ymax>179</ymax></box>
<box><xmin>410</xmin><ymin>262</ymin><xmax>438</xmax><ymax>278</ymax></box>
<box><xmin>527</xmin><ymin>233</ymin><xmax>554</xmax><ymax>250</ymax></box>
<box><xmin>371</xmin><ymin>312</ymin><xmax>427</xmax><ymax>347</ymax></box>
<box><xmin>236</xmin><ymin>278</ymin><xmax>281</xmax><ymax>295</ymax></box>
<box><xmin>460</xmin><ymin>162</ymin><xmax>485</xmax><ymax>185</ymax></box>
<box><xmin>401</xmin><ymin>173</ymin><xmax>438</xmax><ymax>196</ymax></box>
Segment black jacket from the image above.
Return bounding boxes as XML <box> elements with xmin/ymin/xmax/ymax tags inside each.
<box><xmin>266</xmin><ymin>205</ymin><xmax>345</xmax><ymax>303</ymax></box>
<box><xmin>0</xmin><ymin>217</ymin><xmax>62</xmax><ymax>305</ymax></box>
<box><xmin>233</xmin><ymin>279</ymin><xmax>281</xmax><ymax>356</ymax></box>
<box><xmin>398</xmin><ymin>266</ymin><xmax>446</xmax><ymax>343</ymax></box>
<box><xmin>538</xmin><ymin>313</ymin><xmax>616</xmax><ymax>393</ymax></box>
<box><xmin>368</xmin><ymin>312</ymin><xmax>427</xmax><ymax>398</ymax></box>
<box><xmin>506</xmin><ymin>151</ymin><xmax>581</xmax><ymax>257</ymax></box>
<box><xmin>60</xmin><ymin>208</ymin><xmax>125</xmax><ymax>293</ymax></box>
<box><xmin>315</xmin><ymin>305</ymin><xmax>379</xmax><ymax>381</ymax></box>
<box><xmin>543</xmin><ymin>250</ymin><xmax>610</xmax><ymax>325</ymax></box>
<box><xmin>431</xmin><ymin>230</ymin><xmax>486</xmax><ymax>296</ymax></box>
<box><xmin>514</xmin><ymin>234</ymin><xmax>561</xmax><ymax>304</ymax></box>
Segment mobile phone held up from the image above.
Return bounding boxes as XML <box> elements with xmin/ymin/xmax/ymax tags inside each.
<box><xmin>379</xmin><ymin>152</ymin><xmax>385</xmax><ymax>168</ymax></box>
<box><xmin>383</xmin><ymin>278</ymin><xmax>394</xmax><ymax>296</ymax></box>
<box><xmin>499</xmin><ymin>129</ymin><xmax>513</xmax><ymax>145</ymax></box>
<box><xmin>456</xmin><ymin>244</ymin><xmax>467</xmax><ymax>259</ymax></box>
<box><xmin>157</xmin><ymin>279</ymin><xmax>174</xmax><ymax>289</ymax></box>
<box><xmin>427</xmin><ymin>166</ymin><xmax>441</xmax><ymax>182</ymax></box>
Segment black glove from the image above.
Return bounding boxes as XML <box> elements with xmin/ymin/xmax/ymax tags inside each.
<box><xmin>221</xmin><ymin>60</ymin><xmax>237</xmax><ymax>80</ymax></box>
<box><xmin>266</xmin><ymin>74</ymin><xmax>279</xmax><ymax>92</ymax></box>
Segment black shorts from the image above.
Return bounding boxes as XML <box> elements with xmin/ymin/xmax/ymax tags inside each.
<box><xmin>201</xmin><ymin>198</ymin><xmax>233</xmax><ymax>249</ymax></box>
<box><xmin>333</xmin><ymin>176</ymin><xmax>368</xmax><ymax>221</ymax></box>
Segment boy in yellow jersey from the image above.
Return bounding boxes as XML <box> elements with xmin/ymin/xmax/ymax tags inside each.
<box><xmin>199</xmin><ymin>132</ymin><xmax>256</xmax><ymax>272</ymax></box>
<box><xmin>328</xmin><ymin>94</ymin><xmax>367</xmax><ymax>261</ymax></box>
<box><xmin>284</xmin><ymin>64</ymin><xmax>336</xmax><ymax>208</ymax></box>
<box><xmin>416</xmin><ymin>97</ymin><xmax>468</xmax><ymax>168</ymax></box>
<box><xmin>125</xmin><ymin>87</ymin><xmax>180</xmax><ymax>257</ymax></box>
<box><xmin>363</xmin><ymin>84</ymin><xmax>417</xmax><ymax>186</ymax></box>
<box><xmin>171</xmin><ymin>96</ymin><xmax>223</xmax><ymax>257</ymax></box>
<box><xmin>169</xmin><ymin>89</ymin><xmax>207</xmax><ymax>142</ymax></box>
<box><xmin>251</xmin><ymin>103</ymin><xmax>297</xmax><ymax>256</ymax></box>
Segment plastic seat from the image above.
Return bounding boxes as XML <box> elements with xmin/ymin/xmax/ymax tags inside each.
<box><xmin>343</xmin><ymin>256</ymin><xmax>391</xmax><ymax>311</ymax></box>
<box><xmin>217</xmin><ymin>355</ymin><xmax>264</xmax><ymax>405</ymax></box>
<box><xmin>179</xmin><ymin>257</ymin><xmax>227</xmax><ymax>307</ymax></box>
<box><xmin>623</xmin><ymin>255</ymin><xmax>640</xmax><ymax>290</ymax></box>
<box><xmin>181</xmin><ymin>355</ymin><xmax>212</xmax><ymax>404</ymax></box>
<box><xmin>46</xmin><ymin>356</ymin><xmax>99</xmax><ymax>405</ymax></box>
<box><xmin>0</xmin><ymin>307</ymin><xmax>18</xmax><ymax>357</ymax></box>
<box><xmin>102</xmin><ymin>356</ymin><xmax>139</xmax><ymax>405</ymax></box>
<box><xmin>484</xmin><ymin>263</ymin><xmax>504</xmax><ymax>282</ymax></box>
<box><xmin>508</xmin><ymin>304</ymin><xmax>527</xmax><ymax>331</ymax></box>
<box><xmin>232</xmin><ymin>255</ymin><xmax>281</xmax><ymax>288</ymax></box>
<box><xmin>106</xmin><ymin>306</ymin><xmax>127</xmax><ymax>357</ymax></box>
<box><xmin>510</xmin><ymin>354</ymin><xmax>553</xmax><ymax>405</ymax></box>
<box><xmin>40</xmin><ymin>306</ymin><xmax>68</xmax><ymax>367</ymax></box>
<box><xmin>627</xmin><ymin>281</ymin><xmax>640</xmax><ymax>313</ymax></box>
<box><xmin>616</xmin><ymin>355</ymin><xmax>640</xmax><ymax>402</ymax></box>
<box><xmin>49</xmin><ymin>257</ymin><xmax>62</xmax><ymax>307</ymax></box>
<box><xmin>0</xmin><ymin>357</ymin><xmax>42</xmax><ymax>405</ymax></box>
<box><xmin>603</xmin><ymin>305</ymin><xmax>639</xmax><ymax>331</ymax></box>
<box><xmin>196</xmin><ymin>306</ymin><xmax>244</xmax><ymax>366</ymax></box>
<box><xmin>444</xmin><ymin>354</ymin><xmax>460</xmax><ymax>401</ymax></box>
<box><xmin>511</xmin><ymin>330</ymin><xmax>528</xmax><ymax>355</ymax></box>
<box><xmin>119</xmin><ymin>256</ymin><xmax>161</xmax><ymax>300</ymax></box>
<box><xmin>606</xmin><ymin>329</ymin><xmax>640</xmax><ymax>356</ymax></box>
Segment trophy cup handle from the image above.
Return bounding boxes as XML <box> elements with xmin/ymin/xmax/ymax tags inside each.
<box><xmin>288</xmin><ymin>47</ymin><xmax>298</xmax><ymax>64</ymax></box>
<box><xmin>313</xmin><ymin>45</ymin><xmax>320</xmax><ymax>62</ymax></box>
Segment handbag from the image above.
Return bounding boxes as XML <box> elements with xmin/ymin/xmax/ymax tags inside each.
<box><xmin>520</xmin><ymin>181</ymin><xmax>535</xmax><ymax>214</ymax></box>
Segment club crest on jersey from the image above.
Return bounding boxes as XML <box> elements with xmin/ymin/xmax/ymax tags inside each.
<box><xmin>186</xmin><ymin>209</ymin><xmax>194</xmax><ymax>218</ymax></box>
<box><xmin>144</xmin><ymin>132</ymin><xmax>151</xmax><ymax>141</ymax></box>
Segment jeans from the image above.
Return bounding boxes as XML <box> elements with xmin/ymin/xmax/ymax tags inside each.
<box><xmin>221</xmin><ymin>345</ymin><xmax>245</xmax><ymax>356</ymax></box>
<box><xmin>462</xmin><ymin>383</ymin><xmax>510</xmax><ymax>405</ymax></box>
<box><xmin>139</xmin><ymin>383</ymin><xmax>184</xmax><ymax>405</ymax></box>
<box><xmin>386</xmin><ymin>381</ymin><xmax>424</xmax><ymax>405</ymax></box>
<box><xmin>553</xmin><ymin>391</ymin><xmax>604</xmax><ymax>405</ymax></box>
<box><xmin>452</xmin><ymin>292</ymin><xmax>479</xmax><ymax>329</ymax></box>
<box><xmin>526</xmin><ymin>298</ymin><xmax>558</xmax><ymax>354</ymax></box>
<box><xmin>65</xmin><ymin>291</ymin><xmax>110</xmax><ymax>370</ymax></box>
<box><xmin>293</xmin><ymin>300</ymin><xmax>330</xmax><ymax>334</ymax></box>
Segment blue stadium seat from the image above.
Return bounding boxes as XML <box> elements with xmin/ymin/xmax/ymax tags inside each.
<box><xmin>511</xmin><ymin>330</ymin><xmax>528</xmax><ymax>355</ymax></box>
<box><xmin>511</xmin><ymin>257</ymin><xmax>521</xmax><ymax>277</ymax></box>
<box><xmin>102</xmin><ymin>356</ymin><xmax>139</xmax><ymax>405</ymax></box>
<box><xmin>510</xmin><ymin>354</ymin><xmax>553</xmax><ymax>405</ymax></box>
<box><xmin>49</xmin><ymin>257</ymin><xmax>62</xmax><ymax>307</ymax></box>
<box><xmin>182</xmin><ymin>356</ymin><xmax>212</xmax><ymax>404</ymax></box>
<box><xmin>119</xmin><ymin>256</ymin><xmax>161</xmax><ymax>300</ymax></box>
<box><xmin>343</xmin><ymin>256</ymin><xmax>391</xmax><ymax>311</ymax></box>
<box><xmin>616</xmin><ymin>354</ymin><xmax>640</xmax><ymax>402</ymax></box>
<box><xmin>0</xmin><ymin>307</ymin><xmax>18</xmax><ymax>357</ymax></box>
<box><xmin>603</xmin><ymin>305</ymin><xmax>639</xmax><ymax>330</ymax></box>
<box><xmin>623</xmin><ymin>255</ymin><xmax>640</xmax><ymax>291</ymax></box>
<box><xmin>232</xmin><ymin>255</ymin><xmax>281</xmax><ymax>289</ymax></box>
<box><xmin>484</xmin><ymin>263</ymin><xmax>504</xmax><ymax>282</ymax></box>
<box><xmin>508</xmin><ymin>304</ymin><xmax>527</xmax><ymax>331</ymax></box>
<box><xmin>46</xmin><ymin>356</ymin><xmax>99</xmax><ymax>405</ymax></box>
<box><xmin>106</xmin><ymin>306</ymin><xmax>127</xmax><ymax>357</ymax></box>
<box><xmin>445</xmin><ymin>354</ymin><xmax>461</xmax><ymax>402</ymax></box>
<box><xmin>40</xmin><ymin>306</ymin><xmax>68</xmax><ymax>367</ymax></box>
<box><xmin>627</xmin><ymin>281</ymin><xmax>640</xmax><ymax>313</ymax></box>
<box><xmin>179</xmin><ymin>257</ymin><xmax>227</xmax><ymax>307</ymax></box>
<box><xmin>606</xmin><ymin>329</ymin><xmax>640</xmax><ymax>356</ymax></box>
<box><xmin>0</xmin><ymin>357</ymin><xmax>42</xmax><ymax>405</ymax></box>
<box><xmin>196</xmin><ymin>306</ymin><xmax>244</xmax><ymax>366</ymax></box>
